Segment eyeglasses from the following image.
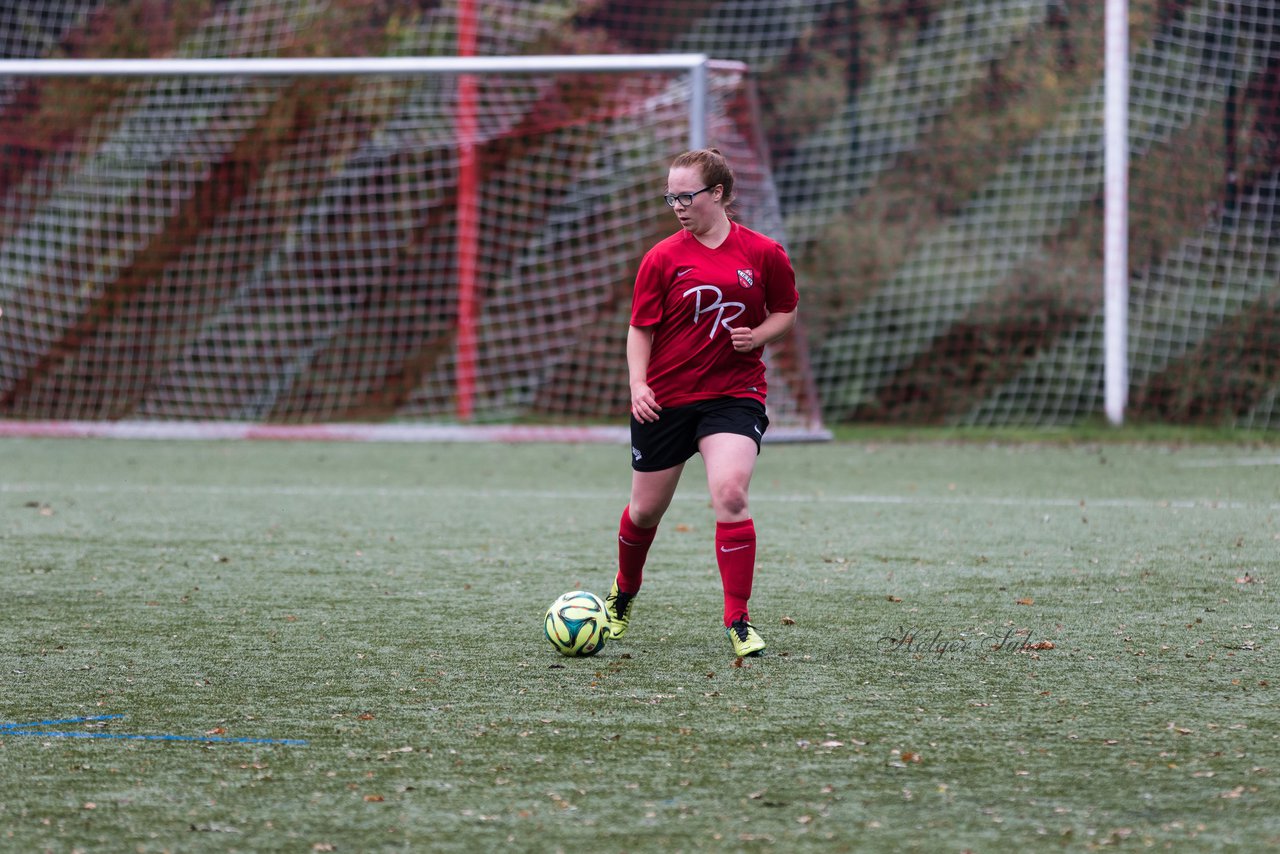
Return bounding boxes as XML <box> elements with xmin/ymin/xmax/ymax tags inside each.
<box><xmin>663</xmin><ymin>185</ymin><xmax>715</xmax><ymax>207</ymax></box>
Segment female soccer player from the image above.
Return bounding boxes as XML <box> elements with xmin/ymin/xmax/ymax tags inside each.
<box><xmin>605</xmin><ymin>148</ymin><xmax>799</xmax><ymax>657</ymax></box>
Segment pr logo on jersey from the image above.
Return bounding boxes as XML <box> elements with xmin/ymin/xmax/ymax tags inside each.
<box><xmin>683</xmin><ymin>285</ymin><xmax>746</xmax><ymax>339</ymax></box>
<box><xmin>737</xmin><ymin>269</ymin><xmax>755</xmax><ymax>289</ymax></box>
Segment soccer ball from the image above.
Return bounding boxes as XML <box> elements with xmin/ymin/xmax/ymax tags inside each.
<box><xmin>544</xmin><ymin>590</ymin><xmax>610</xmax><ymax>657</ymax></box>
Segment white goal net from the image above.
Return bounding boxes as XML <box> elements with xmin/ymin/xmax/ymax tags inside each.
<box><xmin>2</xmin><ymin>0</ymin><xmax>1278</xmax><ymax>433</ymax></box>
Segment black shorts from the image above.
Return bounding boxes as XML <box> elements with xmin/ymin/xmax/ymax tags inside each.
<box><xmin>630</xmin><ymin>397</ymin><xmax>769</xmax><ymax>472</ymax></box>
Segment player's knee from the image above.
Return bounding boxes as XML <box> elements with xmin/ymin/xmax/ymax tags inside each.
<box><xmin>712</xmin><ymin>482</ymin><xmax>750</xmax><ymax>518</ymax></box>
<box><xmin>627</xmin><ymin>503</ymin><xmax>665</xmax><ymax>529</ymax></box>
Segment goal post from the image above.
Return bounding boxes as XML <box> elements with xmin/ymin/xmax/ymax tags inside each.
<box><xmin>0</xmin><ymin>54</ymin><xmax>827</xmax><ymax>441</ymax></box>
<box><xmin>1103</xmin><ymin>0</ymin><xmax>1129</xmax><ymax>427</ymax></box>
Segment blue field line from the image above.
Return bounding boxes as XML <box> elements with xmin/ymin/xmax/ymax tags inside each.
<box><xmin>0</xmin><ymin>713</ymin><xmax>306</xmax><ymax>746</ymax></box>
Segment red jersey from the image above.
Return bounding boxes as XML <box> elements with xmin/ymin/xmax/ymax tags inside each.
<box><xmin>631</xmin><ymin>222</ymin><xmax>799</xmax><ymax>408</ymax></box>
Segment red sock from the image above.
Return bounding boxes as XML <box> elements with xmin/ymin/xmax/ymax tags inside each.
<box><xmin>616</xmin><ymin>505</ymin><xmax>657</xmax><ymax>595</ymax></box>
<box><xmin>715</xmin><ymin>518</ymin><xmax>756</xmax><ymax>626</ymax></box>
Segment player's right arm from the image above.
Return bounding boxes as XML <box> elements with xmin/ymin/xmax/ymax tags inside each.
<box><xmin>627</xmin><ymin>324</ymin><xmax>661</xmax><ymax>422</ymax></box>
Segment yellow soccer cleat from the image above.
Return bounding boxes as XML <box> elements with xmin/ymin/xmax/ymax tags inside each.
<box><xmin>726</xmin><ymin>618</ymin><xmax>766</xmax><ymax>657</ymax></box>
<box><xmin>604</xmin><ymin>580</ymin><xmax>635</xmax><ymax>639</ymax></box>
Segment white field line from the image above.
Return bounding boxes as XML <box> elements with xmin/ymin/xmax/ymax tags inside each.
<box><xmin>0</xmin><ymin>481</ymin><xmax>1273</xmax><ymax>511</ymax></box>
<box><xmin>1176</xmin><ymin>456</ymin><xmax>1280</xmax><ymax>468</ymax></box>
<box><xmin>0</xmin><ymin>420</ymin><xmax>828</xmax><ymax>443</ymax></box>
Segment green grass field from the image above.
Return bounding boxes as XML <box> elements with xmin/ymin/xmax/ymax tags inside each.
<box><xmin>2</xmin><ymin>436</ymin><xmax>1276</xmax><ymax>852</ymax></box>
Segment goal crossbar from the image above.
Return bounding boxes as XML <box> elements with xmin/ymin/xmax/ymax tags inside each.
<box><xmin>0</xmin><ymin>53</ymin><xmax>720</xmax><ymax>148</ymax></box>
<box><xmin>0</xmin><ymin>54</ymin><xmax>716</xmax><ymax>77</ymax></box>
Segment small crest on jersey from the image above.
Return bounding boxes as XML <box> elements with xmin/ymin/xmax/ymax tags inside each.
<box><xmin>737</xmin><ymin>269</ymin><xmax>755</xmax><ymax>289</ymax></box>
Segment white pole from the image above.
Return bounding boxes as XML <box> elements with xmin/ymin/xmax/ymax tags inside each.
<box><xmin>1103</xmin><ymin>0</ymin><xmax>1129</xmax><ymax>425</ymax></box>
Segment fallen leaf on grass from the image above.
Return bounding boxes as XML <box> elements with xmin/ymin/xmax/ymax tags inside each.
<box><xmin>1015</xmin><ymin>597</ymin><xmax>1035</xmax><ymax>606</ymax></box>
<box><xmin>888</xmin><ymin>749</ymin><xmax>922</xmax><ymax>766</ymax></box>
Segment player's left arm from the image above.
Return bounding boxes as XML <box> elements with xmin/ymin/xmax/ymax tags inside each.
<box><xmin>730</xmin><ymin>309</ymin><xmax>796</xmax><ymax>352</ymax></box>
<box><xmin>729</xmin><ymin>240</ymin><xmax>799</xmax><ymax>353</ymax></box>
